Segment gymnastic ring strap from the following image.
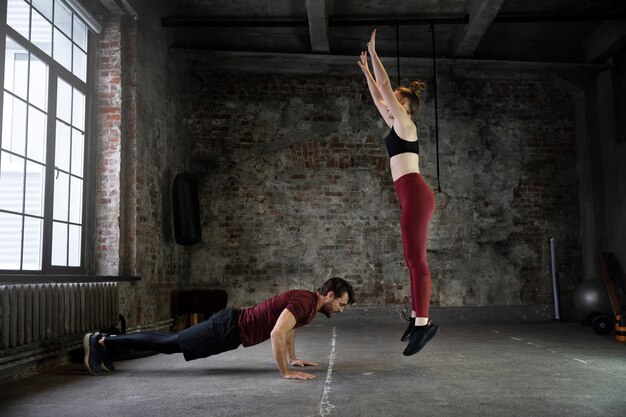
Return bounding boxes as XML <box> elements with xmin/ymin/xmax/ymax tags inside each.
<box><xmin>433</xmin><ymin>188</ymin><xmax>450</xmax><ymax>209</ymax></box>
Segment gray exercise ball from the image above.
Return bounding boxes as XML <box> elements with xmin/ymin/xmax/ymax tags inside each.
<box><xmin>573</xmin><ymin>279</ymin><xmax>612</xmax><ymax>322</ymax></box>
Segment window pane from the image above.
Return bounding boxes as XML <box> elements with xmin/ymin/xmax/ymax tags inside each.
<box><xmin>72</xmin><ymin>45</ymin><xmax>86</xmax><ymax>82</ymax></box>
<box><xmin>0</xmin><ymin>151</ymin><xmax>25</xmax><ymax>212</ymax></box>
<box><xmin>24</xmin><ymin>160</ymin><xmax>45</xmax><ymax>216</ymax></box>
<box><xmin>27</xmin><ymin>105</ymin><xmax>47</xmax><ymax>163</ymax></box>
<box><xmin>70</xmin><ymin>127</ymin><xmax>83</xmax><ymax>176</ymax></box>
<box><xmin>56</xmin><ymin>78</ymin><xmax>71</xmax><ymax>124</ymax></box>
<box><xmin>73</xmin><ymin>16</ymin><xmax>87</xmax><ymax>50</ymax></box>
<box><xmin>2</xmin><ymin>93</ymin><xmax>28</xmax><ymax>155</ymax></box>
<box><xmin>54</xmin><ymin>0</ymin><xmax>72</xmax><ymax>37</ymax></box>
<box><xmin>31</xmin><ymin>9</ymin><xmax>53</xmax><ymax>55</ymax></box>
<box><xmin>4</xmin><ymin>39</ymin><xmax>29</xmax><ymax>100</ymax></box>
<box><xmin>72</xmin><ymin>88</ymin><xmax>85</xmax><ymax>130</ymax></box>
<box><xmin>29</xmin><ymin>54</ymin><xmax>49</xmax><ymax>110</ymax></box>
<box><xmin>69</xmin><ymin>176</ymin><xmax>82</xmax><ymax>223</ymax></box>
<box><xmin>3</xmin><ymin>0</ymin><xmax>93</xmax><ymax>272</ymax></box>
<box><xmin>52</xmin><ymin>169</ymin><xmax>69</xmax><ymax>221</ymax></box>
<box><xmin>68</xmin><ymin>224</ymin><xmax>81</xmax><ymax>266</ymax></box>
<box><xmin>55</xmin><ymin>120</ymin><xmax>70</xmax><ymax>171</ymax></box>
<box><xmin>51</xmin><ymin>220</ymin><xmax>67</xmax><ymax>266</ymax></box>
<box><xmin>7</xmin><ymin>0</ymin><xmax>30</xmax><ymax>41</ymax></box>
<box><xmin>32</xmin><ymin>0</ymin><xmax>53</xmax><ymax>21</ymax></box>
<box><xmin>53</xmin><ymin>28</ymin><xmax>72</xmax><ymax>71</ymax></box>
<box><xmin>0</xmin><ymin>212</ymin><xmax>22</xmax><ymax>269</ymax></box>
<box><xmin>23</xmin><ymin>216</ymin><xmax>43</xmax><ymax>270</ymax></box>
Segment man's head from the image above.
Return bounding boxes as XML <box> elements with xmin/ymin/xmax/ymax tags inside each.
<box><xmin>317</xmin><ymin>277</ymin><xmax>355</xmax><ymax>318</ymax></box>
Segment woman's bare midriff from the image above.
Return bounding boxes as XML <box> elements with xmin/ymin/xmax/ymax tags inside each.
<box><xmin>390</xmin><ymin>153</ymin><xmax>420</xmax><ymax>182</ymax></box>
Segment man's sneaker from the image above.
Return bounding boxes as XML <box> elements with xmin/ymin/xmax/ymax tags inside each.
<box><xmin>401</xmin><ymin>318</ymin><xmax>415</xmax><ymax>342</ymax></box>
<box><xmin>102</xmin><ymin>349</ymin><xmax>115</xmax><ymax>372</ymax></box>
<box><xmin>402</xmin><ymin>321</ymin><xmax>439</xmax><ymax>356</ymax></box>
<box><xmin>99</xmin><ymin>334</ymin><xmax>115</xmax><ymax>372</ymax></box>
<box><xmin>83</xmin><ymin>332</ymin><xmax>105</xmax><ymax>375</ymax></box>
<box><xmin>101</xmin><ymin>353</ymin><xmax>115</xmax><ymax>371</ymax></box>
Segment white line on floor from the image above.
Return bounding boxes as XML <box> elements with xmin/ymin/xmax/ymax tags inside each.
<box><xmin>319</xmin><ymin>326</ymin><xmax>337</xmax><ymax>417</ymax></box>
<box><xmin>493</xmin><ymin>330</ymin><xmax>591</xmax><ymax>365</ymax></box>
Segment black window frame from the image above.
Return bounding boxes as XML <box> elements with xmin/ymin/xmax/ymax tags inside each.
<box><xmin>0</xmin><ymin>0</ymin><xmax>97</xmax><ymax>277</ymax></box>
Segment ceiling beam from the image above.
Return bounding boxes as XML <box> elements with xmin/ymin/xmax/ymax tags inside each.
<box><xmin>98</xmin><ymin>0</ymin><xmax>136</xmax><ymax>17</ymax></box>
<box><xmin>171</xmin><ymin>49</ymin><xmax>610</xmax><ymax>77</ymax></box>
<box><xmin>452</xmin><ymin>0</ymin><xmax>506</xmax><ymax>58</ymax></box>
<box><xmin>585</xmin><ymin>21</ymin><xmax>626</xmax><ymax>63</ymax></box>
<box><xmin>305</xmin><ymin>0</ymin><xmax>329</xmax><ymax>53</ymax></box>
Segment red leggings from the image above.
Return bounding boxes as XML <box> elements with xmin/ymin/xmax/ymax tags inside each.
<box><xmin>393</xmin><ymin>173</ymin><xmax>435</xmax><ymax>317</ymax></box>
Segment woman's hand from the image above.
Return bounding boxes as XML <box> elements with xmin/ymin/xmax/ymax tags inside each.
<box><xmin>357</xmin><ymin>50</ymin><xmax>370</xmax><ymax>74</ymax></box>
<box><xmin>367</xmin><ymin>28</ymin><xmax>377</xmax><ymax>52</ymax></box>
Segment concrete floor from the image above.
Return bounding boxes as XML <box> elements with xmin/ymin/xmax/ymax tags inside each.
<box><xmin>0</xmin><ymin>308</ymin><xmax>625</xmax><ymax>417</ymax></box>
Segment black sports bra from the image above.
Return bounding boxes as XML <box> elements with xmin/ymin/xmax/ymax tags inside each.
<box><xmin>384</xmin><ymin>127</ymin><xmax>419</xmax><ymax>157</ymax></box>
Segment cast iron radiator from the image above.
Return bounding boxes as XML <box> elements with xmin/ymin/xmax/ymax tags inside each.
<box><xmin>0</xmin><ymin>282</ymin><xmax>118</xmax><ymax>350</ymax></box>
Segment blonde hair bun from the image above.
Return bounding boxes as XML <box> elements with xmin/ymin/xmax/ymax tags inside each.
<box><xmin>410</xmin><ymin>81</ymin><xmax>427</xmax><ymax>96</ymax></box>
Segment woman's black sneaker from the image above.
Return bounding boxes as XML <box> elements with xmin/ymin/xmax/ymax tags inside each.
<box><xmin>402</xmin><ymin>321</ymin><xmax>439</xmax><ymax>356</ymax></box>
<box><xmin>401</xmin><ymin>318</ymin><xmax>415</xmax><ymax>342</ymax></box>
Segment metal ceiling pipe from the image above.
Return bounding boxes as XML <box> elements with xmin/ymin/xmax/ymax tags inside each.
<box><xmin>493</xmin><ymin>14</ymin><xmax>626</xmax><ymax>23</ymax></box>
<box><xmin>328</xmin><ymin>16</ymin><xmax>469</xmax><ymax>27</ymax></box>
<box><xmin>161</xmin><ymin>17</ymin><xmax>308</xmax><ymax>28</ymax></box>
<box><xmin>329</xmin><ymin>14</ymin><xmax>626</xmax><ymax>26</ymax></box>
<box><xmin>160</xmin><ymin>16</ymin><xmax>469</xmax><ymax>28</ymax></box>
<box><xmin>161</xmin><ymin>13</ymin><xmax>626</xmax><ymax>28</ymax></box>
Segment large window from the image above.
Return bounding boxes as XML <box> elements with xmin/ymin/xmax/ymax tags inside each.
<box><xmin>0</xmin><ymin>0</ymin><xmax>97</xmax><ymax>274</ymax></box>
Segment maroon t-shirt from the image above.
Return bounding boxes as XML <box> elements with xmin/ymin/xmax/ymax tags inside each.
<box><xmin>237</xmin><ymin>290</ymin><xmax>318</xmax><ymax>347</ymax></box>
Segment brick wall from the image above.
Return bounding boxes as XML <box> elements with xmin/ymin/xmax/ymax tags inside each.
<box><xmin>93</xmin><ymin>12</ymin><xmax>188</xmax><ymax>326</ymax></box>
<box><xmin>184</xmin><ymin>70</ymin><xmax>581</xmax><ymax>311</ymax></box>
<box><xmin>94</xmin><ymin>18</ymin><xmax>123</xmax><ymax>276</ymax></box>
<box><xmin>127</xmin><ymin>17</ymin><xmax>188</xmax><ymax>325</ymax></box>
<box><xmin>431</xmin><ymin>79</ymin><xmax>581</xmax><ymax>308</ymax></box>
<box><xmin>89</xmin><ymin>2</ymin><xmax>581</xmax><ymax>316</ymax></box>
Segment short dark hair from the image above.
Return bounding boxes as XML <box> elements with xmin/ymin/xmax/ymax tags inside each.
<box><xmin>317</xmin><ymin>277</ymin><xmax>355</xmax><ymax>305</ymax></box>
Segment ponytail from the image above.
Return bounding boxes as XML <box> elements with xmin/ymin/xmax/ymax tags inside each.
<box><xmin>410</xmin><ymin>81</ymin><xmax>427</xmax><ymax>96</ymax></box>
<box><xmin>397</xmin><ymin>80</ymin><xmax>427</xmax><ymax>114</ymax></box>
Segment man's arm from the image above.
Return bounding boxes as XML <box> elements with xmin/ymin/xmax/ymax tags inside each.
<box><xmin>270</xmin><ymin>309</ymin><xmax>316</xmax><ymax>380</ymax></box>
<box><xmin>287</xmin><ymin>329</ymin><xmax>319</xmax><ymax>368</ymax></box>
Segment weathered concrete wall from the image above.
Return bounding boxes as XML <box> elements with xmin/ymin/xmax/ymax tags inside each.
<box><xmin>183</xmin><ymin>68</ymin><xmax>582</xmax><ymax>312</ymax></box>
<box><xmin>599</xmin><ymin>56</ymin><xmax>626</xmax><ymax>267</ymax></box>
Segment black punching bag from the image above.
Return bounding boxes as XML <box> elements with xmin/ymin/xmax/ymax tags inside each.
<box><xmin>172</xmin><ymin>173</ymin><xmax>202</xmax><ymax>245</ymax></box>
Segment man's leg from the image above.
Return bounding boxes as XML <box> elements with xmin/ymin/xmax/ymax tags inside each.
<box><xmin>83</xmin><ymin>331</ymin><xmax>182</xmax><ymax>375</ymax></box>
<box><xmin>84</xmin><ymin>309</ymin><xmax>242</xmax><ymax>375</ymax></box>
<box><xmin>177</xmin><ymin>309</ymin><xmax>241</xmax><ymax>361</ymax></box>
<box><xmin>102</xmin><ymin>331</ymin><xmax>182</xmax><ymax>354</ymax></box>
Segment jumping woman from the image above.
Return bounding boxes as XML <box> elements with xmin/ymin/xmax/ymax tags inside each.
<box><xmin>358</xmin><ymin>28</ymin><xmax>438</xmax><ymax>356</ymax></box>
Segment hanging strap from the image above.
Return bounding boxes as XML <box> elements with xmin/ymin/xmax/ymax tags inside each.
<box><xmin>396</xmin><ymin>24</ymin><xmax>401</xmax><ymax>86</ymax></box>
<box><xmin>430</xmin><ymin>24</ymin><xmax>450</xmax><ymax>209</ymax></box>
